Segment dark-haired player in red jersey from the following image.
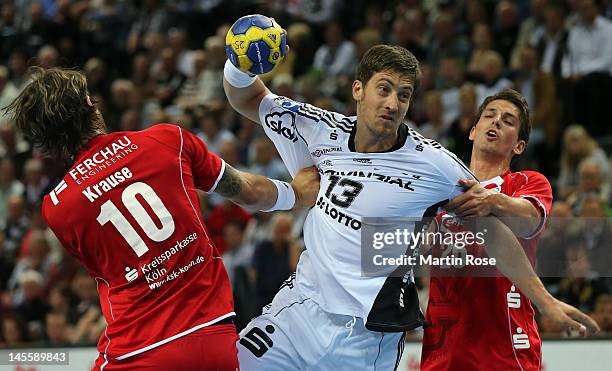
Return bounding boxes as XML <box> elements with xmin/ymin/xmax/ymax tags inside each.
<box><xmin>421</xmin><ymin>89</ymin><xmax>598</xmax><ymax>370</ymax></box>
<box><xmin>4</xmin><ymin>67</ymin><xmax>320</xmax><ymax>370</ymax></box>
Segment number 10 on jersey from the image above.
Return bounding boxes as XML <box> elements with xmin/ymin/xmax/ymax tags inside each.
<box><xmin>97</xmin><ymin>182</ymin><xmax>175</xmax><ymax>257</ymax></box>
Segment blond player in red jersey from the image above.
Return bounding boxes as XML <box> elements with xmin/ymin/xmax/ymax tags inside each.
<box><xmin>4</xmin><ymin>67</ymin><xmax>319</xmax><ymax>370</ymax></box>
<box><xmin>421</xmin><ymin>89</ymin><xmax>598</xmax><ymax>370</ymax></box>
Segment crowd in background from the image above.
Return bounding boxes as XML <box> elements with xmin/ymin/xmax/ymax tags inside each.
<box><xmin>0</xmin><ymin>0</ymin><xmax>611</xmax><ymax>347</ymax></box>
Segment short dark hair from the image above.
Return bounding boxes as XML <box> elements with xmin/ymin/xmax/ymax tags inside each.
<box><xmin>475</xmin><ymin>89</ymin><xmax>531</xmax><ymax>144</ymax></box>
<box><xmin>3</xmin><ymin>67</ymin><xmax>101</xmax><ymax>159</ymax></box>
<box><xmin>355</xmin><ymin>45</ymin><xmax>421</xmax><ymax>88</ymax></box>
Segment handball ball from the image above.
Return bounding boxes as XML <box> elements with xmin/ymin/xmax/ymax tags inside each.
<box><xmin>225</xmin><ymin>14</ymin><xmax>287</xmax><ymax>75</ymax></box>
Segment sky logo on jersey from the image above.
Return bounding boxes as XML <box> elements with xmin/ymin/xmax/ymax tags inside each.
<box><xmin>124</xmin><ymin>267</ymin><xmax>138</xmax><ymax>282</ymax></box>
<box><xmin>49</xmin><ymin>180</ymin><xmax>67</xmax><ymax>205</ymax></box>
<box><xmin>264</xmin><ymin>112</ymin><xmax>299</xmax><ymax>142</ymax></box>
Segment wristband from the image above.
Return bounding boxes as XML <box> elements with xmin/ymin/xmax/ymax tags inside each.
<box><xmin>262</xmin><ymin>179</ymin><xmax>296</xmax><ymax>211</ymax></box>
<box><xmin>224</xmin><ymin>59</ymin><xmax>257</xmax><ymax>88</ymax></box>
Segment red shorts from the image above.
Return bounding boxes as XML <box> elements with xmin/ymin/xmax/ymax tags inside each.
<box><xmin>92</xmin><ymin>323</ymin><xmax>239</xmax><ymax>370</ymax></box>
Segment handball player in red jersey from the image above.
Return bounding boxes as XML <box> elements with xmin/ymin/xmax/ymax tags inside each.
<box><xmin>4</xmin><ymin>67</ymin><xmax>319</xmax><ymax>370</ymax></box>
<box><xmin>421</xmin><ymin>89</ymin><xmax>599</xmax><ymax>370</ymax></box>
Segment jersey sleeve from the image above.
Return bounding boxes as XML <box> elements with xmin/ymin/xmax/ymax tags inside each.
<box><xmin>437</xmin><ymin>147</ymin><xmax>478</xmax><ymax>200</ymax></box>
<box><xmin>511</xmin><ymin>171</ymin><xmax>553</xmax><ymax>239</ymax></box>
<box><xmin>179</xmin><ymin>126</ymin><xmax>225</xmax><ymax>192</ymax></box>
<box><xmin>258</xmin><ymin>93</ymin><xmax>314</xmax><ymax>177</ymax></box>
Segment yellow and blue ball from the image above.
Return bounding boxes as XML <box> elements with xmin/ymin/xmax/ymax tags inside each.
<box><xmin>225</xmin><ymin>14</ymin><xmax>287</xmax><ymax>75</ymax></box>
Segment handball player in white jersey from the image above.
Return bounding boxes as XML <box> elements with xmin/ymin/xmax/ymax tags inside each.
<box><xmin>224</xmin><ymin>38</ymin><xmax>598</xmax><ymax>370</ymax></box>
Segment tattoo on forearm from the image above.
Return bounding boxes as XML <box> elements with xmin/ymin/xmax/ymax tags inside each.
<box><xmin>215</xmin><ymin>164</ymin><xmax>242</xmax><ymax>198</ymax></box>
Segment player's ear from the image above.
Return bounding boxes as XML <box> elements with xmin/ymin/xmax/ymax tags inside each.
<box><xmin>513</xmin><ymin>139</ymin><xmax>526</xmax><ymax>156</ymax></box>
<box><xmin>352</xmin><ymin>80</ymin><xmax>363</xmax><ymax>102</ymax></box>
<box><xmin>468</xmin><ymin>124</ymin><xmax>476</xmax><ymax>141</ymax></box>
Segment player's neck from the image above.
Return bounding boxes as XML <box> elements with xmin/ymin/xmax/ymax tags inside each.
<box><xmin>469</xmin><ymin>151</ymin><xmax>511</xmax><ymax>181</ymax></box>
<box><xmin>354</xmin><ymin>125</ymin><xmax>399</xmax><ymax>153</ymax></box>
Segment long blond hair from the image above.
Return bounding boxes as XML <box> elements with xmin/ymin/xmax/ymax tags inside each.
<box><xmin>3</xmin><ymin>67</ymin><xmax>104</xmax><ymax>159</ymax></box>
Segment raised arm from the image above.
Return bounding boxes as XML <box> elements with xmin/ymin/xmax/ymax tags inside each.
<box><xmin>223</xmin><ymin>66</ymin><xmax>271</xmax><ymax>125</ymax></box>
<box><xmin>214</xmin><ymin>164</ymin><xmax>319</xmax><ymax>212</ymax></box>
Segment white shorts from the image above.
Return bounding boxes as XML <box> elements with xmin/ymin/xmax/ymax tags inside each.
<box><xmin>237</xmin><ymin>276</ymin><xmax>406</xmax><ymax>370</ymax></box>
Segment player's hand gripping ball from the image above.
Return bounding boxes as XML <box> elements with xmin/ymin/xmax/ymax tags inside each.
<box><xmin>225</xmin><ymin>14</ymin><xmax>287</xmax><ymax>75</ymax></box>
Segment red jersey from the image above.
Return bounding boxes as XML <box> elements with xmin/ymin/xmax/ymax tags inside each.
<box><xmin>42</xmin><ymin>124</ymin><xmax>234</xmax><ymax>361</ymax></box>
<box><xmin>421</xmin><ymin>171</ymin><xmax>553</xmax><ymax>371</ymax></box>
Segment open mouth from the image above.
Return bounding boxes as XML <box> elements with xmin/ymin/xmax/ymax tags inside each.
<box><xmin>486</xmin><ymin>129</ymin><xmax>498</xmax><ymax>139</ymax></box>
<box><xmin>380</xmin><ymin>115</ymin><xmax>394</xmax><ymax>122</ymax></box>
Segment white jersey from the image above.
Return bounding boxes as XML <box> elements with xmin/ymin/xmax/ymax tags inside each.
<box><xmin>259</xmin><ymin>94</ymin><xmax>475</xmax><ymax>331</ymax></box>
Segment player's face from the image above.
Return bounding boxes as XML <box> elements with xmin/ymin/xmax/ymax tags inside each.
<box><xmin>469</xmin><ymin>99</ymin><xmax>525</xmax><ymax>158</ymax></box>
<box><xmin>352</xmin><ymin>70</ymin><xmax>414</xmax><ymax>138</ymax></box>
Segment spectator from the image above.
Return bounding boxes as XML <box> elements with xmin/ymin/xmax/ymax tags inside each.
<box><xmin>312</xmin><ymin>20</ymin><xmax>357</xmax><ymax>97</ymax></box>
<box><xmin>0</xmin><ymin>158</ymin><xmax>24</xmax><ymax>224</ymax></box>
<box><xmin>562</xmin><ymin>0</ymin><xmax>612</xmax><ymax>136</ymax></box>
<box><xmin>151</xmin><ymin>47</ymin><xmax>187</xmax><ymax>108</ymax></box>
<box><xmin>248</xmin><ymin>137</ymin><xmax>290</xmax><ymax>181</ymax></box>
<box><xmin>576</xmin><ymin>195</ymin><xmax>612</xmax><ymax>277</ymax></box>
<box><xmin>8</xmin><ymin>49</ymin><xmax>30</xmax><ymax>92</ymax></box>
<box><xmin>8</xmin><ymin>231</ymin><xmax>54</xmax><ymax>293</ymax></box>
<box><xmin>48</xmin><ymin>284</ymin><xmax>77</xmax><ymax>324</ymax></box>
<box><xmin>557</xmin><ymin>244</ymin><xmax>608</xmax><ymax>313</ymax></box>
<box><xmin>0</xmin><ymin>231</ymin><xmax>13</xmax><ymax>291</ymax></box>
<box><xmin>510</xmin><ymin>0</ymin><xmax>549</xmax><ymax>69</ymax></box>
<box><xmin>196</xmin><ymin>35</ymin><xmax>226</xmax><ymax>105</ymax></box>
<box><xmin>530</xmin><ymin>3</ymin><xmax>569</xmax><ymax>87</ymax></box>
<box><xmin>475</xmin><ymin>50</ymin><xmax>513</xmax><ymax>105</ymax></box>
<box><xmin>45</xmin><ymin>310</ymin><xmax>71</xmax><ymax>345</ymax></box>
<box><xmin>437</xmin><ymin>56</ymin><xmax>466</xmax><ymax>126</ymax></box>
<box><xmin>492</xmin><ymin>0</ymin><xmax>521</xmax><ymax>64</ymax></box>
<box><xmin>419</xmin><ymin>90</ymin><xmax>448</xmax><ymax>143</ymax></box>
<box><xmin>537</xmin><ymin>201</ymin><xmax>578</xmax><ymax>282</ymax></box>
<box><xmin>467</xmin><ymin>22</ymin><xmax>495</xmax><ymax>79</ymax></box>
<box><xmin>262</xmin><ymin>22</ymin><xmax>315</xmax><ymax>81</ymax></box>
<box><xmin>251</xmin><ymin>212</ymin><xmax>299</xmax><ymax>309</ymax></box>
<box><xmin>558</xmin><ymin>125</ymin><xmax>609</xmax><ymax>199</ymax></box>
<box><xmin>391</xmin><ymin>9</ymin><xmax>427</xmax><ymax>61</ymax></box>
<box><xmin>195</xmin><ymin>104</ymin><xmax>235</xmax><ymax>155</ymax></box>
<box><xmin>168</xmin><ymin>28</ymin><xmax>196</xmax><ymax>78</ymax></box>
<box><xmin>513</xmin><ymin>45</ymin><xmax>558</xmax><ymax>168</ymax></box>
<box><xmin>23</xmin><ymin>158</ymin><xmax>49</xmax><ymax>207</ymax></box>
<box><xmin>0</xmin><ymin>124</ymin><xmax>31</xmax><ymax>178</ymax></box>
<box><xmin>0</xmin><ymin>66</ymin><xmax>19</xmax><ymax>125</ymax></box>
<box><xmin>427</xmin><ymin>12</ymin><xmax>470</xmax><ymax>66</ymax></box>
<box><xmin>566</xmin><ymin>159</ymin><xmax>611</xmax><ymax>214</ymax></box>
<box><xmin>175</xmin><ymin>49</ymin><xmax>206</xmax><ymax>108</ymax></box>
<box><xmin>126</xmin><ymin>0</ymin><xmax>170</xmax><ymax>54</ymax></box>
<box><xmin>36</xmin><ymin>44</ymin><xmax>59</xmax><ymax>70</ymax></box>
<box><xmin>14</xmin><ymin>269</ymin><xmax>50</xmax><ymax>340</ymax></box>
<box><xmin>0</xmin><ymin>312</ymin><xmax>30</xmax><ymax>346</ymax></box>
<box><xmin>446</xmin><ymin>83</ymin><xmax>477</xmax><ymax>163</ymax></box>
<box><xmin>0</xmin><ymin>194</ymin><xmax>29</xmax><ymax>260</ymax></box>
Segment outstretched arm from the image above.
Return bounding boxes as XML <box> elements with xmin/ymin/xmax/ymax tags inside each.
<box><xmin>474</xmin><ymin>216</ymin><xmax>599</xmax><ymax>336</ymax></box>
<box><xmin>214</xmin><ymin>164</ymin><xmax>319</xmax><ymax>211</ymax></box>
